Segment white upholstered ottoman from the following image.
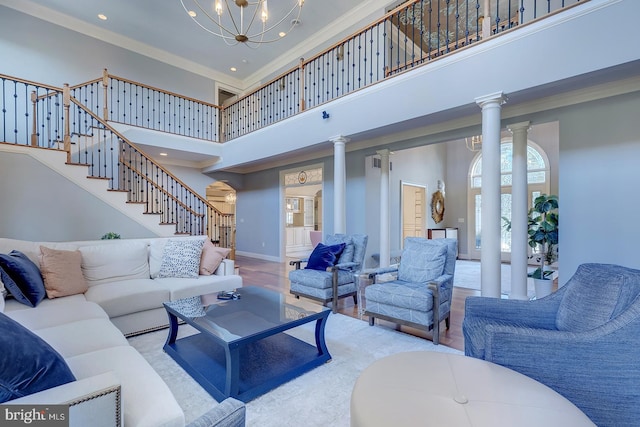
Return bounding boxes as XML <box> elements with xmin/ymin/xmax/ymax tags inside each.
<box><xmin>350</xmin><ymin>351</ymin><xmax>595</xmax><ymax>427</ymax></box>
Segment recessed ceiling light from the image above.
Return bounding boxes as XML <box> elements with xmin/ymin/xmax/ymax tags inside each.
<box><xmin>159</xmin><ymin>152</ymin><xmax>168</xmax><ymax>156</ymax></box>
<box><xmin>230</xmin><ymin>67</ymin><xmax>237</xmax><ymax>72</ymax></box>
<box><xmin>98</xmin><ymin>14</ymin><xmax>107</xmax><ymax>21</ymax></box>
<box><xmin>188</xmin><ymin>10</ymin><xmax>197</xmax><ymax>17</ymax></box>
<box><xmin>279</xmin><ymin>32</ymin><xmax>286</xmax><ymax>38</ymax></box>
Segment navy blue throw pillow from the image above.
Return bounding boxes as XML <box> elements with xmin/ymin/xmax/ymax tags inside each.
<box><xmin>305</xmin><ymin>243</ymin><xmax>346</xmax><ymax>271</ymax></box>
<box><xmin>0</xmin><ymin>250</ymin><xmax>46</xmax><ymax>307</ymax></box>
<box><xmin>0</xmin><ymin>312</ymin><xmax>76</xmax><ymax>403</ymax></box>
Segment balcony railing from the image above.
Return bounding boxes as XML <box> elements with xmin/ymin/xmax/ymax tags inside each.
<box><xmin>0</xmin><ymin>74</ymin><xmax>234</xmax><ymax>248</ymax></box>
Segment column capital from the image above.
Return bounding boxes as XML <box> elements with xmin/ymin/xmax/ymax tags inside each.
<box><xmin>329</xmin><ymin>135</ymin><xmax>350</xmax><ymax>144</ymax></box>
<box><xmin>376</xmin><ymin>148</ymin><xmax>391</xmax><ymax>158</ymax></box>
<box><xmin>475</xmin><ymin>91</ymin><xmax>507</xmax><ymax>109</ymax></box>
<box><xmin>507</xmin><ymin>121</ymin><xmax>531</xmax><ymax>133</ymax></box>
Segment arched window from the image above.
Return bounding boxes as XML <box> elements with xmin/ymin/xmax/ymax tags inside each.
<box><xmin>468</xmin><ymin>140</ymin><xmax>549</xmax><ymax>259</ymax></box>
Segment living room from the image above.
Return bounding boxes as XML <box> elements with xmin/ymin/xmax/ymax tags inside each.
<box><xmin>1</xmin><ymin>0</ymin><xmax>640</xmax><ymax>426</ymax></box>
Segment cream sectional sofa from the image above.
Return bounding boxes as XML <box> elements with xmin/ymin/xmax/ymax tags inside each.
<box><xmin>0</xmin><ymin>236</ymin><xmax>245</xmax><ymax>427</ymax></box>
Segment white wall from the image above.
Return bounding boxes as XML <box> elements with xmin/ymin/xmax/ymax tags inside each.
<box><xmin>0</xmin><ymin>152</ymin><xmax>155</xmax><ymax>241</ymax></box>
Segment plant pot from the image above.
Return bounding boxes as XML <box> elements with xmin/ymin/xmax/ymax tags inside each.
<box><xmin>534</xmin><ymin>278</ymin><xmax>553</xmax><ymax>299</ymax></box>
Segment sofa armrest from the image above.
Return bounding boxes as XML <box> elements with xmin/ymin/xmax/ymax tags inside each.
<box><xmin>6</xmin><ymin>372</ymin><xmax>122</xmax><ymax>427</ymax></box>
<box><xmin>214</xmin><ymin>259</ymin><xmax>235</xmax><ymax>276</ymax></box>
<box><xmin>187</xmin><ymin>398</ymin><xmax>246</xmax><ymax>427</ymax></box>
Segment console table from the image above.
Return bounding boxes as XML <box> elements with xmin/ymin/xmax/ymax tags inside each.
<box><xmin>350</xmin><ymin>351</ymin><xmax>595</xmax><ymax>427</ymax></box>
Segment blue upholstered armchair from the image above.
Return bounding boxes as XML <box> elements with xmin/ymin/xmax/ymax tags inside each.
<box><xmin>364</xmin><ymin>237</ymin><xmax>457</xmax><ymax>345</ymax></box>
<box><xmin>463</xmin><ymin>263</ymin><xmax>640</xmax><ymax>427</ymax></box>
<box><xmin>289</xmin><ymin>234</ymin><xmax>368</xmax><ymax>313</ymax></box>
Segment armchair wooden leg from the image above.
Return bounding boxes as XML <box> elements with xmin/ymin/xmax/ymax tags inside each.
<box><xmin>369</xmin><ymin>316</ymin><xmax>375</xmax><ymax>326</ymax></box>
<box><xmin>445</xmin><ymin>314</ymin><xmax>450</xmax><ymax>329</ymax></box>
<box><xmin>352</xmin><ymin>294</ymin><xmax>357</xmax><ymax>304</ymax></box>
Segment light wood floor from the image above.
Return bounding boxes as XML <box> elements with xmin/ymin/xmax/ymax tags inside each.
<box><xmin>235</xmin><ymin>255</ymin><xmax>481</xmax><ymax>352</ymax></box>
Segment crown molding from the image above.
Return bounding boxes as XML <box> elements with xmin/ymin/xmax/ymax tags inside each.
<box><xmin>0</xmin><ymin>0</ymin><xmax>243</xmax><ymax>89</ymax></box>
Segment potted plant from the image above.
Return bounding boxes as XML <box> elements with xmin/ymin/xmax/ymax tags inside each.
<box><xmin>527</xmin><ymin>194</ymin><xmax>559</xmax><ymax>298</ymax></box>
<box><xmin>101</xmin><ymin>232</ymin><xmax>121</xmax><ymax>240</ymax></box>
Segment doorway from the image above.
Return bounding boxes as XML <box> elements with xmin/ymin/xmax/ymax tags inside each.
<box><xmin>401</xmin><ymin>181</ymin><xmax>426</xmax><ymax>246</ymax></box>
<box><xmin>283</xmin><ymin>166</ymin><xmax>324</xmax><ymax>258</ymax></box>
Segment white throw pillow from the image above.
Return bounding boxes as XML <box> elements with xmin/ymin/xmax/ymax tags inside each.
<box><xmin>158</xmin><ymin>238</ymin><xmax>206</xmax><ymax>279</ymax></box>
<box><xmin>80</xmin><ymin>241</ymin><xmax>150</xmax><ymax>286</ymax></box>
<box><xmin>0</xmin><ymin>278</ymin><xmax>5</xmax><ymax>313</ymax></box>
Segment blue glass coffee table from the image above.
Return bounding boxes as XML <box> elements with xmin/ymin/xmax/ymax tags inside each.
<box><xmin>163</xmin><ymin>286</ymin><xmax>332</xmax><ymax>402</ymax></box>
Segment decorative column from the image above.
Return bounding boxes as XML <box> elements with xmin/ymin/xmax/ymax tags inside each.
<box><xmin>476</xmin><ymin>92</ymin><xmax>506</xmax><ymax>297</ymax></box>
<box><xmin>377</xmin><ymin>149</ymin><xmax>391</xmax><ymax>268</ymax></box>
<box><xmin>508</xmin><ymin>121</ymin><xmax>531</xmax><ymax>300</ymax></box>
<box><xmin>331</xmin><ymin>135</ymin><xmax>349</xmax><ymax>234</ymax></box>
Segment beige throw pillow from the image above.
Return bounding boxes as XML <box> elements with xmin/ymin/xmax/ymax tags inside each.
<box><xmin>39</xmin><ymin>246</ymin><xmax>88</xmax><ymax>299</ymax></box>
<box><xmin>200</xmin><ymin>240</ymin><xmax>231</xmax><ymax>275</ymax></box>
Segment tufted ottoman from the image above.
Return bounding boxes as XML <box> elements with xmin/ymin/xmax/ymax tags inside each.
<box><xmin>350</xmin><ymin>351</ymin><xmax>595</xmax><ymax>427</ymax></box>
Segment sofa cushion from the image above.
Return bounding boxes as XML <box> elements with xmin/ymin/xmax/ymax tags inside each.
<box><xmin>398</xmin><ymin>239</ymin><xmax>447</xmax><ymax>283</ymax></box>
<box><xmin>0</xmin><ymin>250</ymin><xmax>46</xmax><ymax>307</ymax></box>
<box><xmin>32</xmin><ymin>318</ymin><xmax>129</xmax><ymax>358</ymax></box>
<box><xmin>39</xmin><ymin>246</ymin><xmax>88</xmax><ymax>298</ymax></box>
<box><xmin>556</xmin><ymin>263</ymin><xmax>629</xmax><ymax>332</ymax></box>
<box><xmin>158</xmin><ymin>238</ymin><xmax>206</xmax><ymax>278</ymax></box>
<box><xmin>305</xmin><ymin>243</ymin><xmax>345</xmax><ymax>271</ymax></box>
<box><xmin>79</xmin><ymin>241</ymin><xmax>150</xmax><ymax>287</ymax></box>
<box><xmin>65</xmin><ymin>345</ymin><xmax>184</xmax><ymax>427</ymax></box>
<box><xmin>84</xmin><ymin>279</ymin><xmax>171</xmax><ymax>318</ymax></box>
<box><xmin>0</xmin><ymin>312</ymin><xmax>76</xmax><ymax>403</ymax></box>
<box><xmin>200</xmin><ymin>240</ymin><xmax>231</xmax><ymax>275</ymax></box>
<box><xmin>5</xmin><ymin>299</ymin><xmax>106</xmax><ymax>330</ymax></box>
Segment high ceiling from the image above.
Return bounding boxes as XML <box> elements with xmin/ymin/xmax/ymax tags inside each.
<box><xmin>6</xmin><ymin>0</ymin><xmax>394</xmax><ymax>89</ymax></box>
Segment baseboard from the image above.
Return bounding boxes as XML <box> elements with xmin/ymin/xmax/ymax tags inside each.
<box><xmin>235</xmin><ymin>251</ymin><xmax>281</xmax><ymax>263</ymax></box>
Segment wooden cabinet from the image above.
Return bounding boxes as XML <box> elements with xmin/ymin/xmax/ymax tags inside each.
<box><xmin>427</xmin><ymin>228</ymin><xmax>459</xmax><ymax>257</ymax></box>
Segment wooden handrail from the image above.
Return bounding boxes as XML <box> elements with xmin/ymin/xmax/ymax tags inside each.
<box><xmin>120</xmin><ymin>157</ymin><xmax>205</xmax><ymax>218</ymax></box>
<box><xmin>68</xmin><ymin>97</ymin><xmax>218</xmax><ymax>210</ymax></box>
<box><xmin>104</xmin><ymin>71</ymin><xmax>222</xmax><ymax>110</ymax></box>
<box><xmin>0</xmin><ymin>73</ymin><xmax>64</xmax><ymax>92</ymax></box>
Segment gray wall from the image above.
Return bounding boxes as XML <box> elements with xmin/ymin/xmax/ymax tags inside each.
<box><xmin>559</xmin><ymin>91</ymin><xmax>640</xmax><ymax>282</ymax></box>
<box><xmin>0</xmin><ymin>6</ymin><xmax>216</xmax><ymax>102</ymax></box>
<box><xmin>0</xmin><ymin>152</ymin><xmax>155</xmax><ymax>241</ymax></box>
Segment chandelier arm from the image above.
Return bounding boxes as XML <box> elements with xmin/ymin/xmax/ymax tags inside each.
<box><xmin>184</xmin><ymin>0</ymin><xmax>239</xmax><ymax>39</ymax></box>
<box><xmin>222</xmin><ymin>0</ymin><xmax>244</xmax><ymax>36</ymax></box>
<box><xmin>242</xmin><ymin>1</ymin><xmax>302</xmax><ymax>39</ymax></box>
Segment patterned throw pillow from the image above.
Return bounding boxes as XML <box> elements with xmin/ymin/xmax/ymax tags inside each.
<box><xmin>158</xmin><ymin>238</ymin><xmax>206</xmax><ymax>279</ymax></box>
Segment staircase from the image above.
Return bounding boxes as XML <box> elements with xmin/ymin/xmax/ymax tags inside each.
<box><xmin>0</xmin><ymin>74</ymin><xmax>234</xmax><ymax>249</ymax></box>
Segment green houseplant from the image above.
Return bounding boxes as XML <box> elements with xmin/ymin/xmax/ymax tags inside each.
<box><xmin>100</xmin><ymin>232</ymin><xmax>121</xmax><ymax>240</ymax></box>
<box><xmin>527</xmin><ymin>194</ymin><xmax>559</xmax><ymax>280</ymax></box>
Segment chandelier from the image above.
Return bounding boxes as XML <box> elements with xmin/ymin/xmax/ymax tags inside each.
<box><xmin>465</xmin><ymin>135</ymin><xmax>482</xmax><ymax>152</ymax></box>
<box><xmin>225</xmin><ymin>192</ymin><xmax>237</xmax><ymax>204</ymax></box>
<box><xmin>180</xmin><ymin>0</ymin><xmax>305</xmax><ymax>47</ymax></box>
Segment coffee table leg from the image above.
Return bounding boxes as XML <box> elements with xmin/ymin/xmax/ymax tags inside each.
<box><xmin>225</xmin><ymin>346</ymin><xmax>241</xmax><ymax>398</ymax></box>
<box><xmin>314</xmin><ymin>315</ymin><xmax>331</xmax><ymax>359</ymax></box>
<box><xmin>165</xmin><ymin>311</ymin><xmax>179</xmax><ymax>347</ymax></box>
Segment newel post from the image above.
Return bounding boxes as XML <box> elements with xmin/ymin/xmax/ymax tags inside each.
<box><xmin>30</xmin><ymin>91</ymin><xmax>37</xmax><ymax>146</ymax></box>
<box><xmin>299</xmin><ymin>58</ymin><xmax>305</xmax><ymax>111</ymax></box>
<box><xmin>63</xmin><ymin>83</ymin><xmax>71</xmax><ymax>162</ymax></box>
<box><xmin>102</xmin><ymin>68</ymin><xmax>109</xmax><ymax>120</ymax></box>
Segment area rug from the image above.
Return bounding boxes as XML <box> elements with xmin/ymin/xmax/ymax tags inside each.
<box><xmin>128</xmin><ymin>313</ymin><xmax>462</xmax><ymax>426</ymax></box>
<box><xmin>454</xmin><ymin>260</ymin><xmax>536</xmax><ymax>298</ymax></box>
